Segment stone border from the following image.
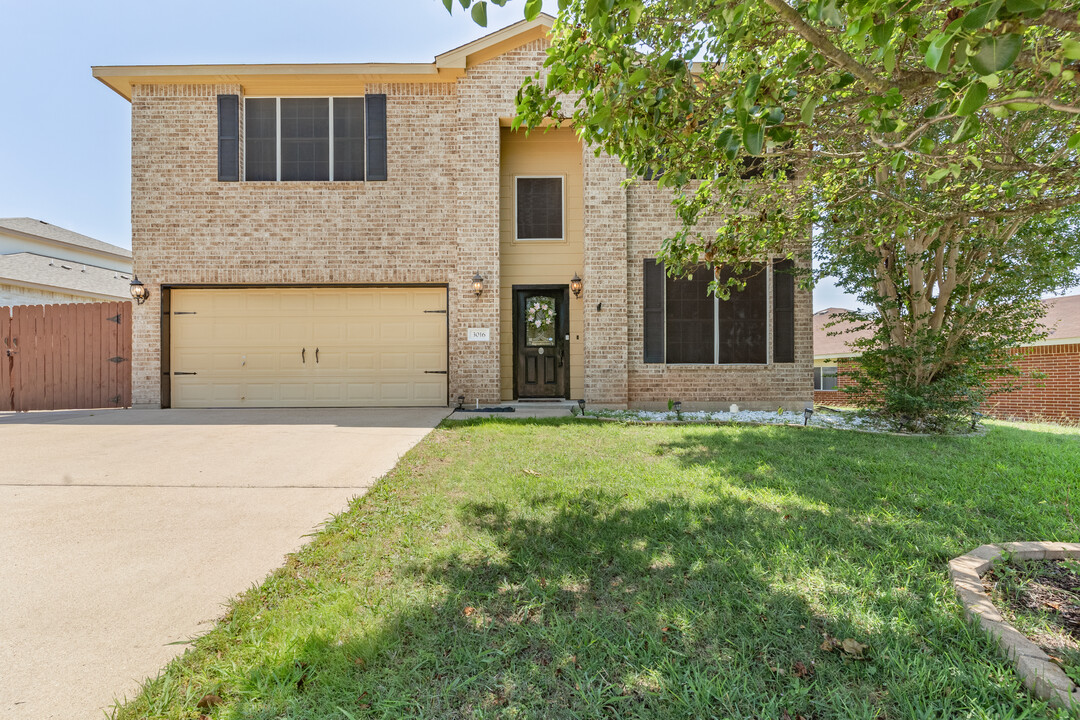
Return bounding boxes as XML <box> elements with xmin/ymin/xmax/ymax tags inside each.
<box><xmin>576</xmin><ymin>414</ymin><xmax>983</xmax><ymax>437</ymax></box>
<box><xmin>949</xmin><ymin>542</ymin><xmax>1080</xmax><ymax>713</ymax></box>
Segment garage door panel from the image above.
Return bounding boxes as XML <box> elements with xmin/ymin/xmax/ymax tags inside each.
<box><xmin>171</xmin><ymin>287</ymin><xmax>447</xmax><ymax>408</ymax></box>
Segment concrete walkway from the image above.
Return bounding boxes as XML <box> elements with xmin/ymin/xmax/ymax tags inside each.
<box><xmin>0</xmin><ymin>407</ymin><xmax>448</xmax><ymax>719</ymax></box>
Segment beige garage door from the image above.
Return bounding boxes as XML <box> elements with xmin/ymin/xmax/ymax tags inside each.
<box><xmin>169</xmin><ymin>287</ymin><xmax>447</xmax><ymax>408</ymax></box>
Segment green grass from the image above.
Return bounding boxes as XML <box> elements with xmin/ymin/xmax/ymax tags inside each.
<box><xmin>114</xmin><ymin>419</ymin><xmax>1080</xmax><ymax>719</ymax></box>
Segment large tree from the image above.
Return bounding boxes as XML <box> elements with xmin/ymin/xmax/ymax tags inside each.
<box><xmin>447</xmin><ymin>0</ymin><xmax>1080</xmax><ymax>430</ymax></box>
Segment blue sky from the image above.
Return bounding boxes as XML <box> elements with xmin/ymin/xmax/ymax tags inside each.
<box><xmin>0</xmin><ymin>0</ymin><xmax>858</xmax><ymax>310</ymax></box>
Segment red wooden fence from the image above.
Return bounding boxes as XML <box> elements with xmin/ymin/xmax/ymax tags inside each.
<box><xmin>0</xmin><ymin>302</ymin><xmax>132</xmax><ymax>412</ymax></box>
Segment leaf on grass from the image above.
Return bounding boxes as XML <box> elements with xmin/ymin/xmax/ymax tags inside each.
<box><xmin>841</xmin><ymin>638</ymin><xmax>869</xmax><ymax>657</ymax></box>
<box><xmin>792</xmin><ymin>660</ymin><xmax>814</xmax><ymax>677</ymax></box>
<box><xmin>464</xmin><ymin>606</ymin><xmax>476</xmax><ymax>616</ymax></box>
<box><xmin>197</xmin><ymin>693</ymin><xmax>223</xmax><ymax>709</ymax></box>
<box><xmin>523</xmin><ymin>468</ymin><xmax>542</xmax><ymax>476</ymax></box>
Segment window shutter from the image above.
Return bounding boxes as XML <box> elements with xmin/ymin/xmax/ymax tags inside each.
<box><xmin>643</xmin><ymin>259</ymin><xmax>665</xmax><ymax>363</ymax></box>
<box><xmin>365</xmin><ymin>94</ymin><xmax>387</xmax><ymax>181</ymax></box>
<box><xmin>773</xmin><ymin>259</ymin><xmax>796</xmax><ymax>363</ymax></box>
<box><xmin>217</xmin><ymin>95</ymin><xmax>239</xmax><ymax>182</ymax></box>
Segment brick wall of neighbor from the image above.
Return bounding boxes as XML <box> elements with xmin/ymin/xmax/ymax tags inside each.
<box><xmin>986</xmin><ymin>344</ymin><xmax>1080</xmax><ymax>423</ymax></box>
<box><xmin>625</xmin><ymin>183</ymin><xmax>814</xmax><ymax>410</ymax></box>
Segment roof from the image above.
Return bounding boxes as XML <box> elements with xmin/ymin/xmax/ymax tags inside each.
<box><xmin>1041</xmin><ymin>294</ymin><xmax>1080</xmax><ymax>343</ymax></box>
<box><xmin>0</xmin><ymin>253</ymin><xmax>132</xmax><ymax>300</ymax></box>
<box><xmin>0</xmin><ymin>218</ymin><xmax>131</xmax><ymax>261</ymax></box>
<box><xmin>93</xmin><ymin>15</ymin><xmax>556</xmax><ymax>101</ymax></box>
<box><xmin>814</xmin><ymin>294</ymin><xmax>1080</xmax><ymax>359</ymax></box>
<box><xmin>813</xmin><ymin>308</ymin><xmax>872</xmax><ymax>358</ymax></box>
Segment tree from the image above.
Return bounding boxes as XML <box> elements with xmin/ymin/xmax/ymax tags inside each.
<box><xmin>446</xmin><ymin>0</ymin><xmax>1080</xmax><ymax>430</ymax></box>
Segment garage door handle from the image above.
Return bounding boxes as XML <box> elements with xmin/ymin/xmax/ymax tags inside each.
<box><xmin>425</xmin><ymin>370</ymin><xmax>447</xmax><ymax>374</ymax></box>
<box><xmin>174</xmin><ymin>371</ymin><xmax>197</xmax><ymax>376</ymax></box>
<box><xmin>302</xmin><ymin>348</ymin><xmax>306</xmax><ymax>364</ymax></box>
<box><xmin>315</xmin><ymin>347</ymin><xmax>319</xmax><ymax>364</ymax></box>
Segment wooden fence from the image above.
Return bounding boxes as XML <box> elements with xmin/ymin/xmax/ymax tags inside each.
<box><xmin>0</xmin><ymin>302</ymin><xmax>132</xmax><ymax>412</ymax></box>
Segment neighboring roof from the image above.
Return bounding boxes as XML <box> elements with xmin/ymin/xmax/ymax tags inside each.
<box><xmin>0</xmin><ymin>218</ymin><xmax>131</xmax><ymax>261</ymax></box>
<box><xmin>0</xmin><ymin>253</ymin><xmax>132</xmax><ymax>300</ymax></box>
<box><xmin>814</xmin><ymin>294</ymin><xmax>1080</xmax><ymax>359</ymax></box>
<box><xmin>93</xmin><ymin>15</ymin><xmax>556</xmax><ymax>101</ymax></box>
<box><xmin>813</xmin><ymin>308</ymin><xmax>872</xmax><ymax>358</ymax></box>
<box><xmin>1041</xmin><ymin>294</ymin><xmax>1080</xmax><ymax>343</ymax></box>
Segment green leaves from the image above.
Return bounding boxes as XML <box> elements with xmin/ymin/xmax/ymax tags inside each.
<box><xmin>471</xmin><ymin>0</ymin><xmax>487</xmax><ymax>26</ymax></box>
<box><xmin>743</xmin><ymin>123</ymin><xmax>764</xmax><ymax>156</ymax></box>
<box><xmin>956</xmin><ymin>81</ymin><xmax>989</xmax><ymax>116</ymax></box>
<box><xmin>1068</xmin><ymin>132</ymin><xmax>1080</xmax><ymax>151</ymax></box>
<box><xmin>524</xmin><ymin>0</ymin><xmax>543</xmax><ymax>20</ymax></box>
<box><xmin>925</xmin><ymin>35</ymin><xmax>954</xmax><ymax>73</ymax></box>
<box><xmin>968</xmin><ymin>34</ymin><xmax>1023</xmax><ymax>74</ymax></box>
<box><xmin>961</xmin><ymin>0</ymin><xmax>1002</xmax><ymax>30</ymax></box>
<box><xmin>800</xmin><ymin>95</ymin><xmax>820</xmax><ymax>125</ymax></box>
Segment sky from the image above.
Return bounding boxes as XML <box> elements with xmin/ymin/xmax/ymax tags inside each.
<box><xmin>0</xmin><ymin>0</ymin><xmax>859</xmax><ymax>310</ymax></box>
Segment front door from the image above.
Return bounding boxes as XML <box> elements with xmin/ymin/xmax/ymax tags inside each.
<box><xmin>514</xmin><ymin>286</ymin><xmax>569</xmax><ymax>399</ymax></box>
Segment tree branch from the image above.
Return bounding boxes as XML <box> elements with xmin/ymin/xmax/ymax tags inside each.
<box><xmin>760</xmin><ymin>0</ymin><xmax>888</xmax><ymax>93</ymax></box>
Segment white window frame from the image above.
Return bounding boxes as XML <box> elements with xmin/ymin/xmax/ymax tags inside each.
<box><xmin>815</xmin><ymin>364</ymin><xmax>839</xmax><ymax>391</ymax></box>
<box><xmin>662</xmin><ymin>261</ymin><xmax>773</xmax><ymax>367</ymax></box>
<box><xmin>244</xmin><ymin>96</ymin><xmax>363</xmax><ymax>183</ymax></box>
<box><xmin>514</xmin><ymin>175</ymin><xmax>566</xmax><ymax>242</ymax></box>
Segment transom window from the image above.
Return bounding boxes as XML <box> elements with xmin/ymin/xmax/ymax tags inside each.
<box><xmin>516</xmin><ymin>176</ymin><xmax>564</xmax><ymax>241</ymax></box>
<box><xmin>245</xmin><ymin>97</ymin><xmax>368</xmax><ymax>182</ymax></box>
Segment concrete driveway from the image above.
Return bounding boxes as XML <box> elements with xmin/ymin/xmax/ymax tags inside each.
<box><xmin>0</xmin><ymin>407</ymin><xmax>448</xmax><ymax>719</ymax></box>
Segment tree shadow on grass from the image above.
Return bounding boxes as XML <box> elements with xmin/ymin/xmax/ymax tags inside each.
<box><xmin>217</xmin><ymin>481</ymin><xmax>1057</xmax><ymax>719</ymax></box>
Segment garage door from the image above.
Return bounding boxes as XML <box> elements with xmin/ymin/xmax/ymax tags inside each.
<box><xmin>169</xmin><ymin>287</ymin><xmax>447</xmax><ymax>408</ymax></box>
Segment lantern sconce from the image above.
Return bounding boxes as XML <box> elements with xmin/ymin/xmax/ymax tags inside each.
<box><xmin>570</xmin><ymin>272</ymin><xmax>583</xmax><ymax>298</ymax></box>
<box><xmin>472</xmin><ymin>272</ymin><xmax>484</xmax><ymax>297</ymax></box>
<box><xmin>129</xmin><ymin>275</ymin><xmax>150</xmax><ymax>305</ymax></box>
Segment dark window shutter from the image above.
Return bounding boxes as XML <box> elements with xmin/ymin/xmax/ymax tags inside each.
<box><xmin>773</xmin><ymin>259</ymin><xmax>795</xmax><ymax>363</ymax></box>
<box><xmin>365</xmin><ymin>94</ymin><xmax>387</xmax><ymax>181</ymax></box>
<box><xmin>217</xmin><ymin>95</ymin><xmax>239</xmax><ymax>182</ymax></box>
<box><xmin>643</xmin><ymin>259</ymin><xmax>665</xmax><ymax>363</ymax></box>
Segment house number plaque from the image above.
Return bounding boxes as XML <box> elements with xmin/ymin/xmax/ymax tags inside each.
<box><xmin>467</xmin><ymin>328</ymin><xmax>490</xmax><ymax>342</ymax></box>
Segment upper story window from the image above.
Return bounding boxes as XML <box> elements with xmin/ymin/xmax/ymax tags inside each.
<box><xmin>516</xmin><ymin>176</ymin><xmax>564</xmax><ymax>241</ymax></box>
<box><xmin>236</xmin><ymin>96</ymin><xmax>386</xmax><ymax>182</ymax></box>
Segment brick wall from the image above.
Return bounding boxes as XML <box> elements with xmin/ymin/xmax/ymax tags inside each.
<box><xmin>986</xmin><ymin>344</ymin><xmax>1080</xmax><ymax>423</ymax></box>
<box><xmin>624</xmin><ymin>183</ymin><xmax>814</xmax><ymax>410</ymax></box>
<box><xmin>813</xmin><ymin>349</ymin><xmax>1080</xmax><ymax>424</ymax></box>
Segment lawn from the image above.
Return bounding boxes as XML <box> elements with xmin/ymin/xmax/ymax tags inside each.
<box><xmin>115</xmin><ymin>419</ymin><xmax>1080</xmax><ymax>719</ymax></box>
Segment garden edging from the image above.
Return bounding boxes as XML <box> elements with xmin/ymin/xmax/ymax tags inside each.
<box><xmin>949</xmin><ymin>542</ymin><xmax>1080</xmax><ymax>713</ymax></box>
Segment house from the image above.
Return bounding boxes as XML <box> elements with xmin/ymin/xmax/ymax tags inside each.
<box><xmin>92</xmin><ymin>16</ymin><xmax>813</xmax><ymax>411</ymax></box>
<box><xmin>0</xmin><ymin>218</ymin><xmax>133</xmax><ymax>305</ymax></box>
<box><xmin>812</xmin><ymin>297</ymin><xmax>1080</xmax><ymax>422</ymax></box>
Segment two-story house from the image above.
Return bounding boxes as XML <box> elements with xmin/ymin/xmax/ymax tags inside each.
<box><xmin>93</xmin><ymin>15</ymin><xmax>812</xmax><ymax>410</ymax></box>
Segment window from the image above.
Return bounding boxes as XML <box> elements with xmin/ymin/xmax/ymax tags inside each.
<box><xmin>643</xmin><ymin>259</ymin><xmax>796</xmax><ymax>365</ymax></box>
<box><xmin>516</xmin><ymin>177</ymin><xmax>564</xmax><ymax>240</ymax></box>
<box><xmin>814</xmin><ymin>365</ymin><xmax>838</xmax><ymax>391</ymax></box>
<box><xmin>242</xmin><ymin>96</ymin><xmax>386</xmax><ymax>182</ymax></box>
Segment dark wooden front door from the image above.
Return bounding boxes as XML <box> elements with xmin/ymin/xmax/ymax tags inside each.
<box><xmin>513</xmin><ymin>286</ymin><xmax>569</xmax><ymax>399</ymax></box>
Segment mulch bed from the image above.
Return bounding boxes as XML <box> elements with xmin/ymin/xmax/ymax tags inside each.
<box><xmin>985</xmin><ymin>558</ymin><xmax>1080</xmax><ymax>682</ymax></box>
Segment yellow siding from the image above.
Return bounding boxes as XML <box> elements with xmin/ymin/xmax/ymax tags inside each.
<box><xmin>499</xmin><ymin>128</ymin><xmax>585</xmax><ymax>400</ymax></box>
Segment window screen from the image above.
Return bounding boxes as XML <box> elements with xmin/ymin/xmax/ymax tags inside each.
<box><xmin>333</xmin><ymin>97</ymin><xmax>365</xmax><ymax>181</ymax></box>
<box><xmin>280</xmin><ymin>98</ymin><xmax>329</xmax><ymax>181</ymax></box>
<box><xmin>815</xmin><ymin>366</ymin><xmax>838</xmax><ymax>391</ymax></box>
<box><xmin>717</xmin><ymin>263</ymin><xmax>767</xmax><ymax>364</ymax></box>
<box><xmin>245</xmin><ymin>98</ymin><xmax>277</xmax><ymax>182</ymax></box>
<box><xmin>516</xmin><ymin>177</ymin><xmax>563</xmax><ymax>240</ymax></box>
<box><xmin>665</xmin><ymin>266</ymin><xmax>715</xmax><ymax>364</ymax></box>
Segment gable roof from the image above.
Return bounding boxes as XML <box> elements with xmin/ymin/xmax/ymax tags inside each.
<box><xmin>814</xmin><ymin>294</ymin><xmax>1080</xmax><ymax>359</ymax></box>
<box><xmin>93</xmin><ymin>15</ymin><xmax>555</xmax><ymax>101</ymax></box>
<box><xmin>813</xmin><ymin>308</ymin><xmax>872</xmax><ymax>358</ymax></box>
<box><xmin>0</xmin><ymin>217</ymin><xmax>131</xmax><ymax>261</ymax></box>
<box><xmin>0</xmin><ymin>253</ymin><xmax>132</xmax><ymax>300</ymax></box>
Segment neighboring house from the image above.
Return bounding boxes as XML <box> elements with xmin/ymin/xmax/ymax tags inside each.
<box><xmin>812</xmin><ymin>298</ymin><xmax>1080</xmax><ymax>422</ymax></box>
<box><xmin>93</xmin><ymin>16</ymin><xmax>813</xmax><ymax>410</ymax></box>
<box><xmin>0</xmin><ymin>218</ymin><xmax>133</xmax><ymax>305</ymax></box>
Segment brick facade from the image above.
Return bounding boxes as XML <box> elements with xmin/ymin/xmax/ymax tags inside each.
<box><xmin>124</xmin><ymin>32</ymin><xmax>812</xmax><ymax>409</ymax></box>
<box><xmin>814</xmin><ymin>350</ymin><xmax>1080</xmax><ymax>424</ymax></box>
